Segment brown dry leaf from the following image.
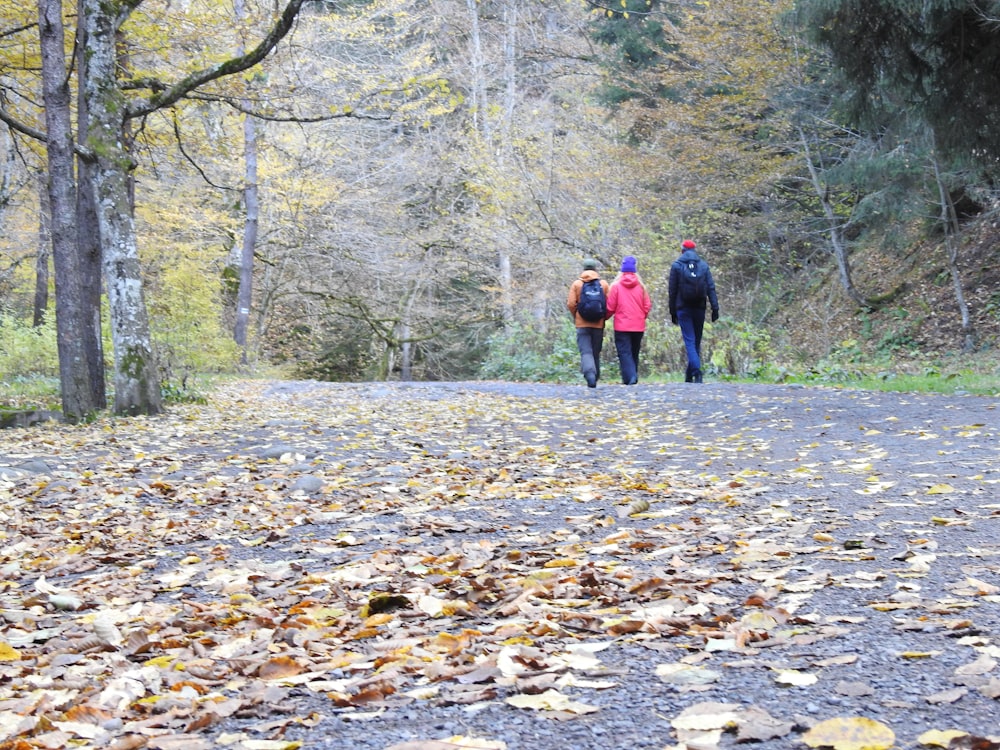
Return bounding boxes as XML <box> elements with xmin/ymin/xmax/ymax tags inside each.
<box><xmin>258</xmin><ymin>656</ymin><xmax>306</xmax><ymax>680</ymax></box>
<box><xmin>734</xmin><ymin>705</ymin><xmax>795</xmax><ymax>742</ymax></box>
<box><xmin>835</xmin><ymin>681</ymin><xmax>875</xmax><ymax>697</ymax></box>
<box><xmin>801</xmin><ymin>717</ymin><xmax>895</xmax><ymax>750</ymax></box>
<box><xmin>655</xmin><ymin>663</ymin><xmax>720</xmax><ymax>689</ymax></box>
<box><xmin>978</xmin><ymin>678</ymin><xmax>1000</xmax><ymax>699</ymax></box>
<box><xmin>925</xmin><ymin>687</ymin><xmax>968</xmax><ymax>704</ymax></box>
<box><xmin>954</xmin><ymin>656</ymin><xmax>997</xmax><ymax>676</ymax></box>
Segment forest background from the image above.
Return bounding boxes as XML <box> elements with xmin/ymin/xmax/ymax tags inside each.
<box><xmin>1</xmin><ymin>0</ymin><xmax>999</xmax><ymax>416</ymax></box>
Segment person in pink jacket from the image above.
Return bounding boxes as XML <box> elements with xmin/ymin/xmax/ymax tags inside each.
<box><xmin>605</xmin><ymin>255</ymin><xmax>652</xmax><ymax>385</ymax></box>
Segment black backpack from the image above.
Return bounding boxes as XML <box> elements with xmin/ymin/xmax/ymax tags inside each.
<box><xmin>677</xmin><ymin>258</ymin><xmax>708</xmax><ymax>305</ymax></box>
<box><xmin>577</xmin><ymin>278</ymin><xmax>606</xmax><ymax>322</ymax></box>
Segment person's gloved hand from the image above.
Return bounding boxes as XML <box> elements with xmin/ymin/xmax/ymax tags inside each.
<box><xmin>711</xmin><ymin>309</ymin><xmax>719</xmax><ymax>322</ymax></box>
<box><xmin>671</xmin><ymin>315</ymin><xmax>678</xmax><ymax>325</ymax></box>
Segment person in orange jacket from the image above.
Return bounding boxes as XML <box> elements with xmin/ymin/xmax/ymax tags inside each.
<box><xmin>566</xmin><ymin>258</ymin><xmax>610</xmax><ymax>388</ymax></box>
<box><xmin>606</xmin><ymin>255</ymin><xmax>652</xmax><ymax>385</ymax></box>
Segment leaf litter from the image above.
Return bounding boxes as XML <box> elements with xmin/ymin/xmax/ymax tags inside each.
<box><xmin>0</xmin><ymin>380</ymin><xmax>997</xmax><ymax>749</ymax></box>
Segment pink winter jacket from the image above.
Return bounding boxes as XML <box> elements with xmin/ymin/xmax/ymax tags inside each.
<box><xmin>606</xmin><ymin>273</ymin><xmax>652</xmax><ymax>332</ymax></box>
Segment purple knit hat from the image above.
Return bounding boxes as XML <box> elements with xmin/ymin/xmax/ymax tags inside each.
<box><xmin>621</xmin><ymin>255</ymin><xmax>637</xmax><ymax>273</ymax></box>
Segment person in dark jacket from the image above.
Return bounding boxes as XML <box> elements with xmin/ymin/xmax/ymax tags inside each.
<box><xmin>567</xmin><ymin>258</ymin><xmax>610</xmax><ymax>388</ymax></box>
<box><xmin>668</xmin><ymin>239</ymin><xmax>719</xmax><ymax>383</ymax></box>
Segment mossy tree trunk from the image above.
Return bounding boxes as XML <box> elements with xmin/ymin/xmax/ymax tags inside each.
<box><xmin>82</xmin><ymin>0</ymin><xmax>162</xmax><ymax>416</ymax></box>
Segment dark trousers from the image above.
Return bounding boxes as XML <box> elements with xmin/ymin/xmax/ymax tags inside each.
<box><xmin>575</xmin><ymin>327</ymin><xmax>604</xmax><ymax>383</ymax></box>
<box><xmin>614</xmin><ymin>330</ymin><xmax>644</xmax><ymax>385</ymax></box>
<box><xmin>677</xmin><ymin>307</ymin><xmax>706</xmax><ymax>380</ymax></box>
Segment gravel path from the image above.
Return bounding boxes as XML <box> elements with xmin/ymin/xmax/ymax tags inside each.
<box><xmin>1</xmin><ymin>379</ymin><xmax>998</xmax><ymax>750</ymax></box>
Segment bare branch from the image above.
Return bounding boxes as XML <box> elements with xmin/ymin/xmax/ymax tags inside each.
<box><xmin>125</xmin><ymin>0</ymin><xmax>306</xmax><ymax>120</ymax></box>
<box><xmin>0</xmin><ymin>106</ymin><xmax>47</xmax><ymax>142</ymax></box>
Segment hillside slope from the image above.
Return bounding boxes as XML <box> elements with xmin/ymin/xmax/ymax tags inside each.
<box><xmin>773</xmin><ymin>216</ymin><xmax>1000</xmax><ymax>371</ymax></box>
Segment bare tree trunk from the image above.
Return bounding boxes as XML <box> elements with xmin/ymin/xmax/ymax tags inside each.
<box><xmin>82</xmin><ymin>0</ymin><xmax>162</xmax><ymax>416</ymax></box>
<box><xmin>234</xmin><ymin>111</ymin><xmax>258</xmax><ymax>361</ymax></box>
<box><xmin>400</xmin><ymin>321</ymin><xmax>412</xmax><ymax>381</ymax></box>
<box><xmin>38</xmin><ymin>0</ymin><xmax>99</xmax><ymax>421</ymax></box>
<box><xmin>494</xmin><ymin>0</ymin><xmax>520</xmax><ymax>327</ymax></box>
<box><xmin>76</xmin><ymin>0</ymin><xmax>107</xmax><ymax>408</ymax></box>
<box><xmin>466</xmin><ymin>0</ymin><xmax>489</xmax><ymax>141</ymax></box>
<box><xmin>233</xmin><ymin>0</ymin><xmax>258</xmax><ymax>362</ymax></box>
<box><xmin>34</xmin><ymin>176</ymin><xmax>50</xmax><ymax>327</ymax></box>
<box><xmin>931</xmin><ymin>153</ymin><xmax>975</xmax><ymax>352</ymax></box>
<box><xmin>798</xmin><ymin>127</ymin><xmax>868</xmax><ymax>307</ymax></box>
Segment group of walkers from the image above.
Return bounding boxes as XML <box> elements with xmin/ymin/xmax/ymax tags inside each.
<box><xmin>566</xmin><ymin>239</ymin><xmax>719</xmax><ymax>388</ymax></box>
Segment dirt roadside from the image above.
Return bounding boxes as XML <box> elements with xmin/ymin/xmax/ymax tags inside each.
<box><xmin>0</xmin><ymin>379</ymin><xmax>998</xmax><ymax>750</ymax></box>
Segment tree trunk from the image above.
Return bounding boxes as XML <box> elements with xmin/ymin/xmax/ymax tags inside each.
<box><xmin>234</xmin><ymin>112</ymin><xmax>259</xmax><ymax>359</ymax></box>
<box><xmin>931</xmin><ymin>153</ymin><xmax>976</xmax><ymax>352</ymax></box>
<box><xmin>82</xmin><ymin>0</ymin><xmax>162</xmax><ymax>416</ymax></box>
<box><xmin>798</xmin><ymin>127</ymin><xmax>868</xmax><ymax>307</ymax></box>
<box><xmin>33</xmin><ymin>176</ymin><xmax>50</xmax><ymax>327</ymax></box>
<box><xmin>233</xmin><ymin>0</ymin><xmax>258</xmax><ymax>362</ymax></box>
<box><xmin>76</xmin><ymin>2</ymin><xmax>107</xmax><ymax>408</ymax></box>
<box><xmin>38</xmin><ymin>0</ymin><xmax>99</xmax><ymax>421</ymax></box>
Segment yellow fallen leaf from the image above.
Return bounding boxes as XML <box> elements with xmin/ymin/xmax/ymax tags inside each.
<box><xmin>142</xmin><ymin>655</ymin><xmax>177</xmax><ymax>668</ymax></box>
<box><xmin>0</xmin><ymin>642</ymin><xmax>20</xmax><ymax>662</ymax></box>
<box><xmin>916</xmin><ymin>729</ymin><xmax>968</xmax><ymax>748</ymax></box>
<box><xmin>802</xmin><ymin>717</ymin><xmax>895</xmax><ymax>750</ymax></box>
<box><xmin>813</xmin><ymin>533</ymin><xmax>835</xmax><ymax>543</ymax></box>
<box><xmin>926</xmin><ymin>484</ymin><xmax>955</xmax><ymax>495</ymax></box>
<box><xmin>900</xmin><ymin>651</ymin><xmax>939</xmax><ymax>660</ymax></box>
<box><xmin>740</xmin><ymin>611</ymin><xmax>779</xmax><ymax>631</ymax></box>
<box><xmin>543</xmin><ymin>558</ymin><xmax>579</xmax><ymax>568</ymax></box>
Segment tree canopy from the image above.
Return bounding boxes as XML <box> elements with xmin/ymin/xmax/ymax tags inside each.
<box><xmin>0</xmin><ymin>0</ymin><xmax>998</xmax><ymax>400</ymax></box>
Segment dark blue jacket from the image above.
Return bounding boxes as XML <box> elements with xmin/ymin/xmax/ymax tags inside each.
<box><xmin>669</xmin><ymin>249</ymin><xmax>719</xmax><ymax>316</ymax></box>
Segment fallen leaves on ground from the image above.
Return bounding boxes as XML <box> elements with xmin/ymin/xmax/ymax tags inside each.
<box><xmin>0</xmin><ymin>380</ymin><xmax>997</xmax><ymax>749</ymax></box>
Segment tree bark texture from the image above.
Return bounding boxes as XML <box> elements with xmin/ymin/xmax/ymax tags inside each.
<box><xmin>38</xmin><ymin>0</ymin><xmax>100</xmax><ymax>421</ymax></box>
<box><xmin>33</xmin><ymin>176</ymin><xmax>50</xmax><ymax>327</ymax></box>
<box><xmin>82</xmin><ymin>0</ymin><xmax>162</xmax><ymax>416</ymax></box>
<box><xmin>234</xmin><ymin>0</ymin><xmax>258</xmax><ymax>360</ymax></box>
<box><xmin>76</xmin><ymin>4</ymin><xmax>108</xmax><ymax>409</ymax></box>
<box><xmin>234</xmin><ymin>113</ymin><xmax>259</xmax><ymax>357</ymax></box>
